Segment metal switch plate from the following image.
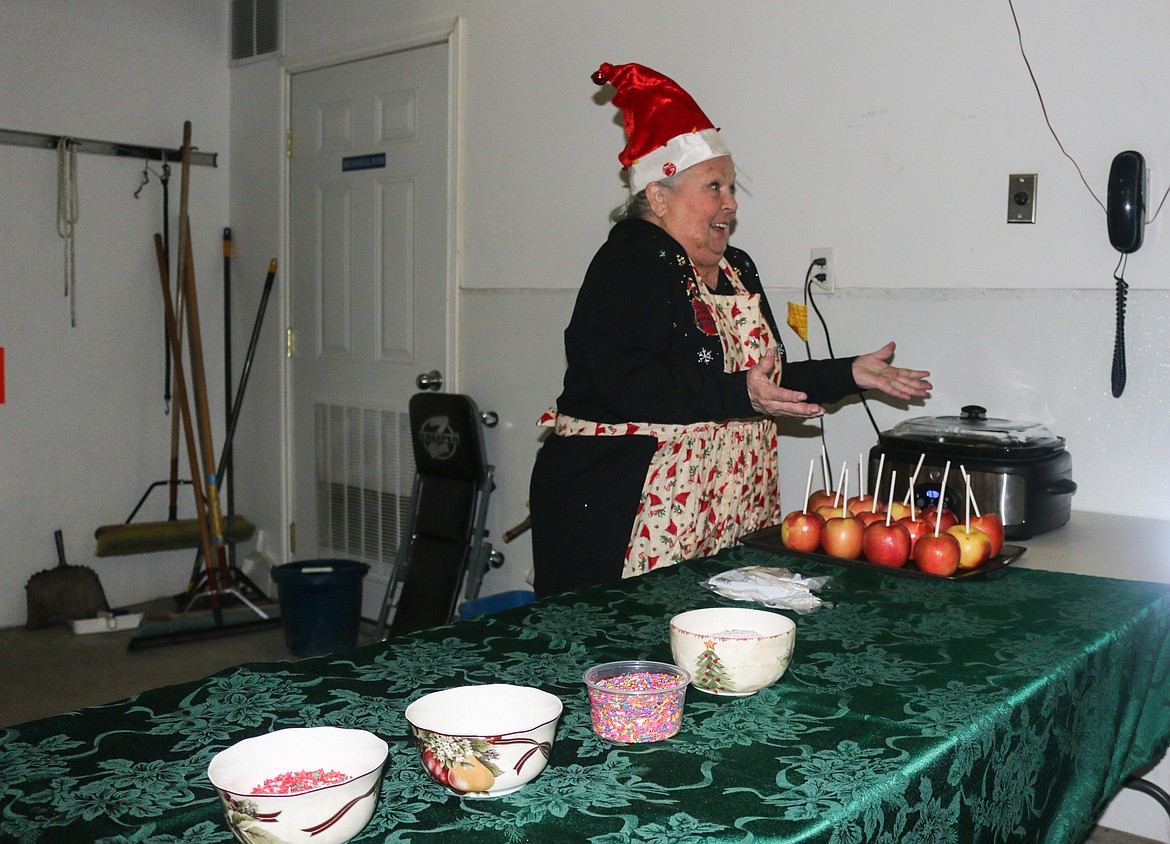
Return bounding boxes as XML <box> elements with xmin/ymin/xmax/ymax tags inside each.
<box><xmin>1008</xmin><ymin>174</ymin><xmax>1037</xmax><ymax>223</ymax></box>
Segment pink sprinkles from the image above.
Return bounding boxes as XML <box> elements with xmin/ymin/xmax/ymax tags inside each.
<box><xmin>588</xmin><ymin>671</ymin><xmax>686</xmax><ymax>743</ymax></box>
<box><xmin>251</xmin><ymin>768</ymin><xmax>351</xmax><ymax>794</ymax></box>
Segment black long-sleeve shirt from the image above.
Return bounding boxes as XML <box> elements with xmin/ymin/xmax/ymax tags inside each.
<box><xmin>556</xmin><ymin>218</ymin><xmax>857</xmax><ymax>424</ymax></box>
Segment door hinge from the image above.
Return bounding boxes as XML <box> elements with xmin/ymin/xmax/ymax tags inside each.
<box><xmin>289</xmin><ymin>522</ymin><xmax>297</xmax><ymax>554</ymax></box>
<box><xmin>286</xmin><ymin>128</ymin><xmax>294</xmax><ymax>158</ymax></box>
<box><xmin>286</xmin><ymin>327</ymin><xmax>296</xmax><ymax>358</ymax></box>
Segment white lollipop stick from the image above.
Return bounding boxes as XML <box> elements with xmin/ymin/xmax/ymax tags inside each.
<box><xmin>885</xmin><ymin>471</ymin><xmax>897</xmax><ymax>527</ymax></box>
<box><xmin>964</xmin><ymin>473</ymin><xmax>972</xmax><ymax>531</ymax></box>
<box><xmin>912</xmin><ymin>452</ymin><xmax>926</xmax><ymax>481</ymax></box>
<box><xmin>832</xmin><ymin>462</ymin><xmax>846</xmax><ymax>508</ymax></box>
<box><xmin>802</xmin><ymin>459</ymin><xmax>815</xmax><ymax>514</ymax></box>
<box><xmin>934</xmin><ymin>460</ymin><xmax>951</xmax><ymax>537</ymax></box>
<box><xmin>872</xmin><ymin>453</ymin><xmax>886</xmax><ymax>512</ymax></box>
<box><xmin>858</xmin><ymin>452</ymin><xmax>866</xmax><ymax>500</ymax></box>
<box><xmin>871</xmin><ymin>462</ymin><xmax>884</xmax><ymax>514</ymax></box>
<box><xmin>821</xmin><ymin>445</ymin><xmax>831</xmax><ymax>494</ymax></box>
<box><xmin>903</xmin><ymin>452</ymin><xmax>926</xmax><ymax>508</ymax></box>
<box><xmin>960</xmin><ymin>465</ymin><xmax>983</xmax><ymax>518</ymax></box>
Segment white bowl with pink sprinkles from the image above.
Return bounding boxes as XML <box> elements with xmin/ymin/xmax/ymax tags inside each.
<box><xmin>207</xmin><ymin>726</ymin><xmax>388</xmax><ymax>844</ymax></box>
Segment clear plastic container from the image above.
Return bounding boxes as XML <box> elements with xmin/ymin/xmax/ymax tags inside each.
<box><xmin>582</xmin><ymin>660</ymin><xmax>690</xmax><ymax>743</ymax></box>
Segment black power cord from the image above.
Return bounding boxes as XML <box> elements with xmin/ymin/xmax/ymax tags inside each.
<box><xmin>800</xmin><ymin>260</ymin><xmax>832</xmax><ymax>475</ymax></box>
<box><xmin>795</xmin><ymin>258</ymin><xmax>885</xmax><ymax>493</ymax></box>
<box><xmin>803</xmin><ymin>259</ymin><xmax>883</xmax><ymax>440</ymax></box>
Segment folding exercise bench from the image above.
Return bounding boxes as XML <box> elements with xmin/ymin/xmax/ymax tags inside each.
<box><xmin>374</xmin><ymin>392</ymin><xmax>502</xmax><ymax>639</ymax></box>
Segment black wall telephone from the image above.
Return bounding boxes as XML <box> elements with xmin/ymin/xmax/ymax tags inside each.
<box><xmin>1105</xmin><ymin>150</ymin><xmax>1144</xmax><ymax>397</ymax></box>
<box><xmin>1107</xmin><ymin>150</ymin><xmax>1145</xmax><ymax>253</ymax></box>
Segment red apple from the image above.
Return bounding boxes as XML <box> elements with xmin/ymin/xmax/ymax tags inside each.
<box><xmin>821</xmin><ymin>516</ymin><xmax>864</xmax><ymax>560</ymax></box>
<box><xmin>946</xmin><ymin>525</ymin><xmax>993</xmax><ymax>570</ymax></box>
<box><xmin>780</xmin><ymin>510</ymin><xmax>825</xmax><ymax>553</ymax></box>
<box><xmin>846</xmin><ymin>495</ymin><xmax>880</xmax><ymax>517</ymax></box>
<box><xmin>856</xmin><ymin>510</ymin><xmax>887</xmax><ymax>528</ymax></box>
<box><xmin>862</xmin><ymin>521</ymin><xmax>911</xmax><ymax>568</ymax></box>
<box><xmin>897</xmin><ymin>516</ymin><xmax>932</xmax><ymax>554</ymax></box>
<box><xmin>806</xmin><ymin>489</ymin><xmax>837</xmax><ymax>513</ymax></box>
<box><xmin>921</xmin><ymin>506</ymin><xmax>958</xmax><ymax>534</ymax></box>
<box><xmin>912</xmin><ymin>532</ymin><xmax>962</xmax><ymax>576</ymax></box>
<box><xmin>816</xmin><ymin>505</ymin><xmax>849</xmax><ymax>521</ymax></box>
<box><xmin>970</xmin><ymin>513</ymin><xmax>1005</xmax><ymax>557</ymax></box>
<box><xmin>885</xmin><ymin>501</ymin><xmax>909</xmax><ymax>521</ymax></box>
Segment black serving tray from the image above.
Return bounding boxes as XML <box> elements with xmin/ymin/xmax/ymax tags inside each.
<box><xmin>737</xmin><ymin>524</ymin><xmax>1025</xmax><ymax>581</ymax></box>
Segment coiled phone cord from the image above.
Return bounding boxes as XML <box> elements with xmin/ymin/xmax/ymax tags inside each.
<box><xmin>1111</xmin><ymin>253</ymin><xmax>1127</xmax><ymax>398</ymax></box>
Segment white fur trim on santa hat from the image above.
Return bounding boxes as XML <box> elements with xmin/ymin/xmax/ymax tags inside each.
<box><xmin>629</xmin><ymin>127</ymin><xmax>730</xmax><ymax>193</ymax></box>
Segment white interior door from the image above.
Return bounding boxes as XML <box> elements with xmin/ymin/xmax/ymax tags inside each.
<box><xmin>289</xmin><ymin>43</ymin><xmax>451</xmax><ymax>576</ymax></box>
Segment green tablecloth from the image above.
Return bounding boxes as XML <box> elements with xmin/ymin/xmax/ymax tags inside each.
<box><xmin>4</xmin><ymin>545</ymin><xmax>1170</xmax><ymax>843</ymax></box>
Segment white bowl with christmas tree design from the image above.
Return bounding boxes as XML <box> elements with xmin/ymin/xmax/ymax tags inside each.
<box><xmin>669</xmin><ymin>607</ymin><xmax>796</xmax><ymax>696</ymax></box>
<box><xmin>404</xmin><ymin>684</ymin><xmax>563</xmax><ymax>798</ymax></box>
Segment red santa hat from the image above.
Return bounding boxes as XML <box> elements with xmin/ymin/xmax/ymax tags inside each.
<box><xmin>592</xmin><ymin>61</ymin><xmax>731</xmax><ymax>193</ymax></box>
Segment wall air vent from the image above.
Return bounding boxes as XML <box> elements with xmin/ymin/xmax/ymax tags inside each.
<box><xmin>231</xmin><ymin>0</ymin><xmax>281</xmax><ymax>65</ymax></box>
<box><xmin>314</xmin><ymin>403</ymin><xmax>415</xmax><ymax>576</ymax></box>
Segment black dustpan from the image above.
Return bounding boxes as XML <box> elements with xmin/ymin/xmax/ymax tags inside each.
<box><xmin>25</xmin><ymin>530</ymin><xmax>110</xmax><ymax>629</ymax></box>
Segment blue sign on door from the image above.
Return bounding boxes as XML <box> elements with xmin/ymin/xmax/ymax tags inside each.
<box><xmin>342</xmin><ymin>153</ymin><xmax>386</xmax><ymax>172</ymax></box>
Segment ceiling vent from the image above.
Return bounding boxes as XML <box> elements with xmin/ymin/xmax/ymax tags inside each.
<box><xmin>231</xmin><ymin>0</ymin><xmax>281</xmax><ymax>65</ymax></box>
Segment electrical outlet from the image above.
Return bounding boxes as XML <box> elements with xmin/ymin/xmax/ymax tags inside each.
<box><xmin>1008</xmin><ymin>174</ymin><xmax>1037</xmax><ymax>223</ymax></box>
<box><xmin>810</xmin><ymin>247</ymin><xmax>835</xmax><ymax>292</ymax></box>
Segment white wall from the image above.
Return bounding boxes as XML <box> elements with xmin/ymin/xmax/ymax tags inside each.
<box><xmin>243</xmin><ymin>2</ymin><xmax>1170</xmax><ymax>837</ymax></box>
<box><xmin>4</xmin><ymin>0</ymin><xmax>1159</xmax><ymax>629</ymax></box>
<box><xmin>1</xmin><ymin>0</ymin><xmax>1168</xmax><ymax>836</ymax></box>
<box><xmin>263</xmin><ymin>0</ymin><xmax>1170</xmax><ymax>599</ymax></box>
<box><xmin>0</xmin><ymin>0</ymin><xmax>230</xmax><ymax>626</ymax></box>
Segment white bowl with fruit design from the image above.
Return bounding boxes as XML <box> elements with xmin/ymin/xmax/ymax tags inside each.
<box><xmin>206</xmin><ymin>726</ymin><xmax>388</xmax><ymax>844</ymax></box>
<box><xmin>405</xmin><ymin>684</ymin><xmax>563</xmax><ymax>798</ymax></box>
<box><xmin>670</xmin><ymin>606</ymin><xmax>796</xmax><ymax>696</ymax></box>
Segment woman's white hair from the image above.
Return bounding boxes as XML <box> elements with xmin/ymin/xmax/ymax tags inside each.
<box><xmin>609</xmin><ymin>173</ymin><xmax>681</xmax><ymax>223</ymax></box>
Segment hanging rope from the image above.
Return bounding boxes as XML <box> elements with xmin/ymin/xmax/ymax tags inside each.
<box><xmin>56</xmin><ymin>138</ymin><xmax>79</xmax><ymax>327</ymax></box>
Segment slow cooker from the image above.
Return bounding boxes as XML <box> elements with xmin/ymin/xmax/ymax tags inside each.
<box><xmin>868</xmin><ymin>405</ymin><xmax>1076</xmax><ymax>540</ymax></box>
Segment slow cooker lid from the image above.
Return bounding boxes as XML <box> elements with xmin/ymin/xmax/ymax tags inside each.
<box><xmin>880</xmin><ymin>405</ymin><xmax>1064</xmax><ymax>456</ymax></box>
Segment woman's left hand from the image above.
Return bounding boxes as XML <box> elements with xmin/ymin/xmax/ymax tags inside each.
<box><xmin>852</xmin><ymin>342</ymin><xmax>932</xmax><ymax>400</ymax></box>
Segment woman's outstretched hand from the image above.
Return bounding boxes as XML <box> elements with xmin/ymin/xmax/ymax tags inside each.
<box><xmin>747</xmin><ymin>349</ymin><xmax>825</xmax><ymax>418</ymax></box>
<box><xmin>852</xmin><ymin>341</ymin><xmax>931</xmax><ymax>400</ymax></box>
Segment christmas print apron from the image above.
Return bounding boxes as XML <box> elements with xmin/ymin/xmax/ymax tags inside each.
<box><xmin>540</xmin><ymin>258</ymin><xmax>780</xmax><ymax>578</ymax></box>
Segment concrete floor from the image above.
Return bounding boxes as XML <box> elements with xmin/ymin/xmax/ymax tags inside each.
<box><xmin>0</xmin><ymin>596</ymin><xmax>381</xmax><ymax>728</ymax></box>
<box><xmin>0</xmin><ymin>600</ymin><xmax>1159</xmax><ymax>844</ymax></box>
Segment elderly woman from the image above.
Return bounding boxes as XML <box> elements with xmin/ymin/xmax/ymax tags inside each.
<box><xmin>530</xmin><ymin>62</ymin><xmax>931</xmax><ymax>598</ymax></box>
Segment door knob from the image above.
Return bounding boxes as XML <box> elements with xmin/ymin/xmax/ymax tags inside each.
<box><xmin>416</xmin><ymin>370</ymin><xmax>443</xmax><ymax>391</ymax></box>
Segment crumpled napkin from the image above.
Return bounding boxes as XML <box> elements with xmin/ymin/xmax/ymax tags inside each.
<box><xmin>703</xmin><ymin>566</ymin><xmax>833</xmax><ymax>614</ymax></box>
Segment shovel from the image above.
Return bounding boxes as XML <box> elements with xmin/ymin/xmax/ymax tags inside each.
<box><xmin>25</xmin><ymin>530</ymin><xmax>110</xmax><ymax>630</ymax></box>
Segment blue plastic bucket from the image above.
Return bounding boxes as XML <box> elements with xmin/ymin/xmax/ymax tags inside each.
<box><xmin>271</xmin><ymin>560</ymin><xmax>369</xmax><ymax>657</ymax></box>
<box><xmin>458</xmin><ymin>590</ymin><xmax>537</xmax><ymax>620</ymax></box>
